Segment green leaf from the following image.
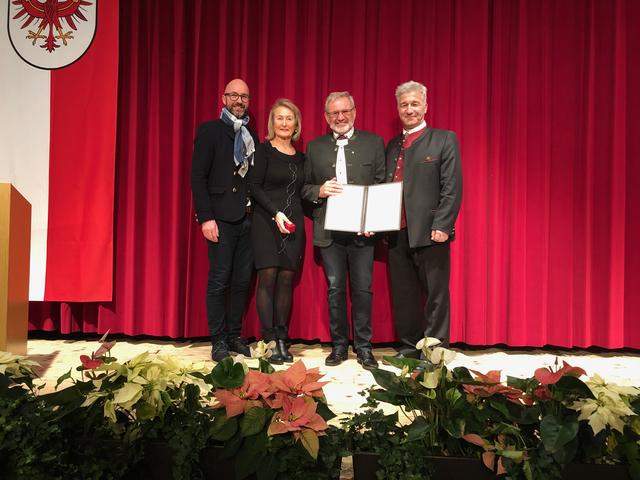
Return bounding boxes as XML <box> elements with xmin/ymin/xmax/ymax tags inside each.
<box><xmin>451</xmin><ymin>366</ymin><xmax>474</xmax><ymax>382</ymax></box>
<box><xmin>316</xmin><ymin>399</ymin><xmax>337</xmax><ymax>421</ymax></box>
<box><xmin>507</xmin><ymin>375</ymin><xmax>538</xmax><ymax>392</ymax></box>
<box><xmin>442</xmin><ymin>416</ymin><xmax>465</xmax><ymax>438</ymax></box>
<box><xmin>236</xmin><ymin>433</ymin><xmax>267</xmax><ymax>478</ymax></box>
<box><xmin>240</xmin><ymin>407</ymin><xmax>267</xmax><ymax>437</ymax></box>
<box><xmin>445</xmin><ymin>386</ymin><xmax>462</xmax><ymax>405</ymax></box>
<box><xmin>210</xmin><ymin>357</ymin><xmax>245</xmax><ymax>388</ymax></box>
<box><xmin>135</xmin><ymin>400</ymin><xmax>156</xmax><ymax>420</ymax></box>
<box><xmin>55</xmin><ymin>368</ymin><xmax>73</xmax><ymax>389</ymax></box>
<box><xmin>259</xmin><ymin>359</ymin><xmax>275</xmax><ymax>373</ymax></box>
<box><xmin>210</xmin><ymin>413</ymin><xmax>239</xmax><ymax>441</ymax></box>
<box><xmin>488</xmin><ymin>398</ymin><xmax>510</xmax><ymax>419</ymax></box>
<box><xmin>39</xmin><ymin>385</ymin><xmax>84</xmax><ymax>405</ymax></box>
<box><xmin>506</xmin><ymin>401</ymin><xmax>540</xmax><ymax>425</ymax></box>
<box><xmin>406</xmin><ymin>416</ymin><xmax>431</xmax><ymax>441</ymax></box>
<box><xmin>369</xmin><ymin>389</ymin><xmax>406</xmax><ymax>406</ymax></box>
<box><xmin>256</xmin><ymin>454</ymin><xmax>279</xmax><ymax>480</ymax></box>
<box><xmin>371</xmin><ymin>368</ymin><xmax>405</xmax><ymax>394</ymax></box>
<box><xmin>540</xmin><ymin>414</ymin><xmax>579</xmax><ymax>453</ymax></box>
<box><xmin>184</xmin><ymin>383</ymin><xmax>200</xmax><ymax>411</ymax></box>
<box><xmin>299</xmin><ymin>428</ymin><xmax>320</xmax><ymax>459</ymax></box>
<box><xmin>555</xmin><ymin>376</ymin><xmax>594</xmax><ymax>399</ymax></box>
<box><xmin>497</xmin><ymin>449</ymin><xmax>524</xmax><ymax>460</ymax></box>
<box><xmin>219</xmin><ymin>430</ymin><xmax>242</xmax><ymax>459</ymax></box>
<box><xmin>523</xmin><ymin>459</ymin><xmax>533</xmax><ymax>480</ymax></box>
<box><xmin>380</xmin><ymin>355</ymin><xmax>423</xmax><ymax>371</ymax></box>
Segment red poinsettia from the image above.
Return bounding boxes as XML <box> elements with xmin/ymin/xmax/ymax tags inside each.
<box><xmin>267</xmin><ymin>361</ymin><xmax>328</xmax><ymax>408</ymax></box>
<box><xmin>80</xmin><ymin>355</ymin><xmax>103</xmax><ymax>369</ymax></box>
<box><xmin>463</xmin><ymin>370</ymin><xmax>527</xmax><ymax>405</ymax></box>
<box><xmin>534</xmin><ymin>361</ymin><xmax>586</xmax><ymax>385</ymax></box>
<box><xmin>267</xmin><ymin>394</ymin><xmax>328</xmax><ymax>459</ymax></box>
<box><xmin>214</xmin><ymin>370</ymin><xmax>272</xmax><ymax>417</ymax></box>
<box><xmin>79</xmin><ymin>330</ymin><xmax>115</xmax><ymax>370</ymax></box>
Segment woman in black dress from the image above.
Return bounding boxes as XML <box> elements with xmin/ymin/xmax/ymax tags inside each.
<box><xmin>249</xmin><ymin>99</ymin><xmax>305</xmax><ymax>364</ymax></box>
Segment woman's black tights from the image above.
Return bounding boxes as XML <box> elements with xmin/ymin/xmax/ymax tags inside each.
<box><xmin>256</xmin><ymin>267</ymin><xmax>295</xmax><ymax>339</ymax></box>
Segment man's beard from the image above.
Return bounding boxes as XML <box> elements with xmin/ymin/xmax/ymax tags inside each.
<box><xmin>230</xmin><ymin>103</ymin><xmax>247</xmax><ymax>118</ymax></box>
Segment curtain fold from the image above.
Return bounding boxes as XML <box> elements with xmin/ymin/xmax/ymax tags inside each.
<box><xmin>29</xmin><ymin>0</ymin><xmax>640</xmax><ymax>349</ymax></box>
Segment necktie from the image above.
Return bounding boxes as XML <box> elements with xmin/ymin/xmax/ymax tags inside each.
<box><xmin>335</xmin><ymin>135</ymin><xmax>348</xmax><ymax>184</ymax></box>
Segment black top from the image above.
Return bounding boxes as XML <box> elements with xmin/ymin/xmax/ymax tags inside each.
<box><xmin>249</xmin><ymin>142</ymin><xmax>306</xmax><ymax>270</ymax></box>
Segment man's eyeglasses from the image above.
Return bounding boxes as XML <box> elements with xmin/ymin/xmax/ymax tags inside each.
<box><xmin>224</xmin><ymin>92</ymin><xmax>250</xmax><ymax>102</ymax></box>
<box><xmin>326</xmin><ymin>107</ymin><xmax>354</xmax><ymax>118</ymax></box>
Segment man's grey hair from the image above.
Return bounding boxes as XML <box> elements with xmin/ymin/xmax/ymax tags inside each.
<box><xmin>395</xmin><ymin>81</ymin><xmax>427</xmax><ymax>103</ymax></box>
<box><xmin>324</xmin><ymin>91</ymin><xmax>355</xmax><ymax>112</ymax></box>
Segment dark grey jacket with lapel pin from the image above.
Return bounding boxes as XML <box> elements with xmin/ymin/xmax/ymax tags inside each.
<box><xmin>302</xmin><ymin>129</ymin><xmax>386</xmax><ymax>247</ymax></box>
<box><xmin>385</xmin><ymin>127</ymin><xmax>462</xmax><ymax>248</ymax></box>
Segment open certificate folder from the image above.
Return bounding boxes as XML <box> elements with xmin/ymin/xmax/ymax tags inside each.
<box><xmin>324</xmin><ymin>182</ymin><xmax>403</xmax><ymax>233</ymax></box>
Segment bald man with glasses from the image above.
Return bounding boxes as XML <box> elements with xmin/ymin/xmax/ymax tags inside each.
<box><xmin>191</xmin><ymin>78</ymin><xmax>260</xmax><ymax>362</ymax></box>
<box><xmin>302</xmin><ymin>91</ymin><xmax>385</xmax><ymax>370</ymax></box>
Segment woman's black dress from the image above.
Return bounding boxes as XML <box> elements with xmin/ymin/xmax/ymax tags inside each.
<box><xmin>249</xmin><ymin>142</ymin><xmax>305</xmax><ymax>270</ymax></box>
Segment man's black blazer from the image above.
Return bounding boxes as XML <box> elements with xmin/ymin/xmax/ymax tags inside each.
<box><xmin>191</xmin><ymin>119</ymin><xmax>260</xmax><ymax>224</ymax></box>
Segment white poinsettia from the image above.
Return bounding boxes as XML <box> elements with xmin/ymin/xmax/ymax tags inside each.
<box><xmin>570</xmin><ymin>374</ymin><xmax>640</xmax><ymax>435</ymax></box>
<box><xmin>73</xmin><ymin>347</ymin><xmax>215</xmax><ymax>421</ymax></box>
<box><xmin>420</xmin><ymin>370</ymin><xmax>441</xmax><ymax>389</ymax></box>
<box><xmin>0</xmin><ymin>351</ymin><xmax>39</xmax><ymax>377</ymax></box>
<box><xmin>428</xmin><ymin>347</ymin><xmax>456</xmax><ymax>365</ymax></box>
<box><xmin>113</xmin><ymin>381</ymin><xmax>144</xmax><ymax>408</ymax></box>
<box><xmin>416</xmin><ymin>337</ymin><xmax>442</xmax><ymax>351</ymax></box>
<box><xmin>250</xmin><ymin>340</ymin><xmax>276</xmax><ymax>360</ymax></box>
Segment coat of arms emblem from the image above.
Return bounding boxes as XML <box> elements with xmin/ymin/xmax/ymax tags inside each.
<box><xmin>7</xmin><ymin>0</ymin><xmax>97</xmax><ymax>70</ymax></box>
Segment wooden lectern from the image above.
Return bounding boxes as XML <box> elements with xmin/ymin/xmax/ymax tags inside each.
<box><xmin>0</xmin><ymin>183</ymin><xmax>31</xmax><ymax>355</ymax></box>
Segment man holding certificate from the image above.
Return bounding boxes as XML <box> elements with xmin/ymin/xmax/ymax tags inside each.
<box><xmin>302</xmin><ymin>91</ymin><xmax>385</xmax><ymax>370</ymax></box>
<box><xmin>386</xmin><ymin>81</ymin><xmax>463</xmax><ymax>356</ymax></box>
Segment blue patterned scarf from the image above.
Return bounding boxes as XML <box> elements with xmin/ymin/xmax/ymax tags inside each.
<box><xmin>220</xmin><ymin>107</ymin><xmax>255</xmax><ymax>177</ymax></box>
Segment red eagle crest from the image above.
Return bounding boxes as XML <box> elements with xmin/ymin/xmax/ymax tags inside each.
<box><xmin>12</xmin><ymin>0</ymin><xmax>93</xmax><ymax>52</ymax></box>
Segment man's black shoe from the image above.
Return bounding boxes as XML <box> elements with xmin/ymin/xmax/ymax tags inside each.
<box><xmin>268</xmin><ymin>350</ymin><xmax>285</xmax><ymax>365</ymax></box>
<box><xmin>228</xmin><ymin>337</ymin><xmax>251</xmax><ymax>356</ymax></box>
<box><xmin>211</xmin><ymin>341</ymin><xmax>230</xmax><ymax>362</ymax></box>
<box><xmin>357</xmin><ymin>349</ymin><xmax>378</xmax><ymax>371</ymax></box>
<box><xmin>276</xmin><ymin>339</ymin><xmax>294</xmax><ymax>363</ymax></box>
<box><xmin>325</xmin><ymin>346</ymin><xmax>348</xmax><ymax>366</ymax></box>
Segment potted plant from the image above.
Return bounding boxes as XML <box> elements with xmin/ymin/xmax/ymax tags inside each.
<box><xmin>1</xmin><ymin>339</ymin><xmax>345</xmax><ymax>480</ymax></box>
<box><xmin>0</xmin><ymin>349</ymin><xmax>140</xmax><ymax>479</ymax></box>
<box><xmin>41</xmin><ymin>336</ymin><xmax>214</xmax><ymax>480</ymax></box>
<box><xmin>348</xmin><ymin>338</ymin><xmax>640</xmax><ymax>480</ymax></box>
<box><xmin>202</xmin><ymin>347</ymin><xmax>345</xmax><ymax>480</ymax></box>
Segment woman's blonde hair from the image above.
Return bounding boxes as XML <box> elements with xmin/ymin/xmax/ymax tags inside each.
<box><xmin>266</xmin><ymin>98</ymin><xmax>302</xmax><ymax>142</ymax></box>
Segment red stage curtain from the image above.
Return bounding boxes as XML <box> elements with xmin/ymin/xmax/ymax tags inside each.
<box><xmin>30</xmin><ymin>0</ymin><xmax>640</xmax><ymax>349</ymax></box>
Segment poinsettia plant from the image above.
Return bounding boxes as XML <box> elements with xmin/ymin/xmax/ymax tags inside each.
<box><xmin>359</xmin><ymin>338</ymin><xmax>640</xmax><ymax>480</ymax></box>
<box><xmin>206</xmin><ymin>355</ymin><xmax>343</xmax><ymax>479</ymax></box>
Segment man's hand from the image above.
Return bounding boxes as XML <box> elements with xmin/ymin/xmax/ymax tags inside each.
<box><xmin>431</xmin><ymin>229</ymin><xmax>449</xmax><ymax>243</ymax></box>
<box><xmin>202</xmin><ymin>220</ymin><xmax>219</xmax><ymax>242</ymax></box>
<box><xmin>319</xmin><ymin>177</ymin><xmax>343</xmax><ymax>198</ymax></box>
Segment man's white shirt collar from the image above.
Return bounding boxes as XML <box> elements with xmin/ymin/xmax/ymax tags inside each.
<box><xmin>403</xmin><ymin>120</ymin><xmax>427</xmax><ymax>136</ymax></box>
<box><xmin>333</xmin><ymin>128</ymin><xmax>354</xmax><ymax>140</ymax></box>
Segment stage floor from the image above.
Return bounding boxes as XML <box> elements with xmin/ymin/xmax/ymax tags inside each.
<box><xmin>23</xmin><ymin>337</ymin><xmax>640</xmax><ymax>479</ymax></box>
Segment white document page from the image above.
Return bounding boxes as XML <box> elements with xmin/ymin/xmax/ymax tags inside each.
<box><xmin>363</xmin><ymin>182</ymin><xmax>403</xmax><ymax>232</ymax></box>
<box><xmin>324</xmin><ymin>184</ymin><xmax>366</xmax><ymax>232</ymax></box>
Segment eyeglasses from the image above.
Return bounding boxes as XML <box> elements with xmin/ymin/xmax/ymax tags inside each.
<box><xmin>224</xmin><ymin>92</ymin><xmax>250</xmax><ymax>102</ymax></box>
<box><xmin>326</xmin><ymin>107</ymin><xmax>354</xmax><ymax>118</ymax></box>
